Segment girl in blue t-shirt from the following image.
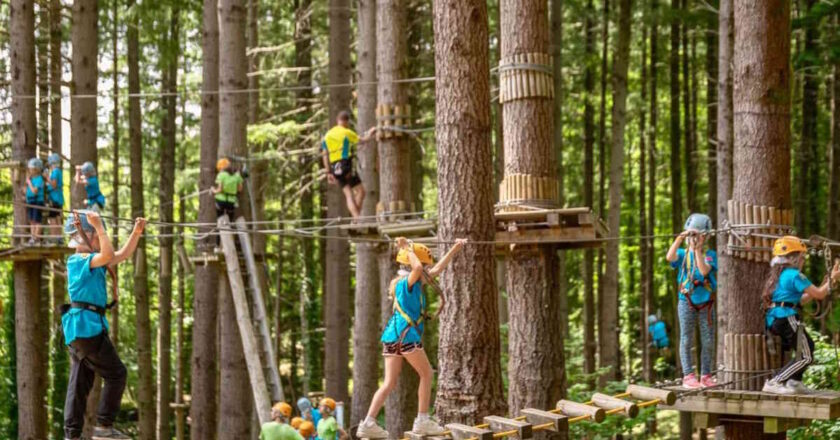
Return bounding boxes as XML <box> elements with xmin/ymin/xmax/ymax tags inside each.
<box><xmin>356</xmin><ymin>237</ymin><xmax>466</xmax><ymax>439</ymax></box>
<box><xmin>74</xmin><ymin>161</ymin><xmax>105</xmax><ymax>210</ymax></box>
<box><xmin>25</xmin><ymin>157</ymin><xmax>46</xmax><ymax>244</ymax></box>
<box><xmin>761</xmin><ymin>236</ymin><xmax>840</xmax><ymax>395</ymax></box>
<box><xmin>45</xmin><ymin>154</ymin><xmax>65</xmax><ymax>243</ymax></box>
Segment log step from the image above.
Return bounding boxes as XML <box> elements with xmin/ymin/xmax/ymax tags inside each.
<box><xmin>555</xmin><ymin>400</ymin><xmax>605</xmax><ymax>423</ymax></box>
<box><xmin>519</xmin><ymin>408</ymin><xmax>568</xmax><ymax>433</ymax></box>
<box><xmin>445</xmin><ymin>423</ymin><xmax>494</xmax><ymax>440</ymax></box>
<box><xmin>591</xmin><ymin>393</ymin><xmax>639</xmax><ymax>418</ymax></box>
<box><xmin>483</xmin><ymin>416</ymin><xmax>533</xmax><ymax>439</ymax></box>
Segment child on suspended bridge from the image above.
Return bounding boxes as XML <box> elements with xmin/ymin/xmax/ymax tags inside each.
<box><xmin>317</xmin><ymin>397</ymin><xmax>348</xmax><ymax>440</ymax></box>
<box><xmin>61</xmin><ymin>211</ymin><xmax>146</xmax><ymax>440</ymax></box>
<box><xmin>45</xmin><ymin>153</ymin><xmax>65</xmax><ymax>243</ymax></box>
<box><xmin>260</xmin><ymin>402</ymin><xmax>304</xmax><ymax>440</ymax></box>
<box><xmin>666</xmin><ymin>213</ymin><xmax>718</xmax><ymax>389</ymax></box>
<box><xmin>356</xmin><ymin>237</ymin><xmax>467</xmax><ymax>439</ymax></box>
<box><xmin>213</xmin><ymin>157</ymin><xmax>243</xmax><ymax>220</ymax></box>
<box><xmin>761</xmin><ymin>236</ymin><xmax>840</xmax><ymax>395</ymax></box>
<box><xmin>24</xmin><ymin>157</ymin><xmax>46</xmax><ymax>245</ymax></box>
<box><xmin>74</xmin><ymin>161</ymin><xmax>105</xmax><ymax>211</ymax></box>
<box><xmin>648</xmin><ymin>314</ymin><xmax>669</xmax><ymax>351</ymax></box>
<box><xmin>321</xmin><ymin>110</ymin><xmax>377</xmax><ymax>218</ymax></box>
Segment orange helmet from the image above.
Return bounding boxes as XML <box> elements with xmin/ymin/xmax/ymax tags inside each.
<box><xmin>773</xmin><ymin>236</ymin><xmax>807</xmax><ymax>257</ymax></box>
<box><xmin>291</xmin><ymin>417</ymin><xmax>304</xmax><ymax>429</ymax></box>
<box><xmin>319</xmin><ymin>397</ymin><xmax>336</xmax><ymax>411</ymax></box>
<box><xmin>216</xmin><ymin>157</ymin><xmax>231</xmax><ymax>172</ymax></box>
<box><xmin>299</xmin><ymin>421</ymin><xmax>315</xmax><ymax>438</ymax></box>
<box><xmin>396</xmin><ymin>242</ymin><xmax>434</xmax><ymax>265</ymax></box>
<box><xmin>272</xmin><ymin>402</ymin><xmax>293</xmax><ymax>418</ymax></box>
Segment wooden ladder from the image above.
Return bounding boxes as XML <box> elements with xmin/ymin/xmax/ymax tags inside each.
<box><xmin>219</xmin><ymin>215</ymin><xmax>284</xmax><ymax>424</ymax></box>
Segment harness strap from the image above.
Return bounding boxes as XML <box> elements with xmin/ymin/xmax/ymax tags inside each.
<box><xmin>685</xmin><ymin>293</ymin><xmax>716</xmax><ymax>326</ymax></box>
<box><xmin>771</xmin><ymin>301</ymin><xmax>801</xmax><ymax>310</ymax></box>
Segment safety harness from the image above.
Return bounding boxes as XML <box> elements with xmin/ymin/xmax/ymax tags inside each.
<box><xmin>61</xmin><ymin>211</ymin><xmax>118</xmax><ymax>317</ymax></box>
<box><xmin>680</xmin><ymin>249</ymin><xmax>716</xmax><ymax>326</ymax></box>
<box><xmin>390</xmin><ymin>269</ymin><xmax>446</xmax><ymax>354</ymax></box>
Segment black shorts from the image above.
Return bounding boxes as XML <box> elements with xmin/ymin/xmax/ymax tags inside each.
<box><xmin>330</xmin><ymin>159</ymin><xmax>362</xmax><ymax>188</ymax></box>
<box><xmin>382</xmin><ymin>342</ymin><xmax>423</xmax><ymax>357</ymax></box>
<box><xmin>27</xmin><ymin>204</ymin><xmax>44</xmax><ymax>223</ymax></box>
<box><xmin>216</xmin><ymin>200</ymin><xmax>237</xmax><ymax>219</ymax></box>
<box><xmin>45</xmin><ymin>200</ymin><xmax>62</xmax><ymax>218</ymax></box>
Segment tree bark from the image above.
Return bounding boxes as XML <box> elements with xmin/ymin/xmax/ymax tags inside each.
<box><xmin>726</xmin><ymin>0</ymin><xmax>791</xmax><ymax>437</ymax></box>
<box><xmin>108</xmin><ymin>0</ymin><xmax>121</xmax><ymax>352</ymax></box>
<box><xmin>11</xmin><ymin>4</ymin><xmax>45</xmax><ymax>438</ymax></box>
<box><xmin>596</xmin><ymin>0</ymin><xmax>609</xmax><ymax>358</ymax></box>
<box><xmin>646</xmin><ymin>0</ymin><xmax>659</xmax><ymax>386</ymax></box>
<box><xmin>639</xmin><ymin>16</ymin><xmax>651</xmax><ymax>384</ymax></box>
<box><xmin>831</xmin><ymin>16</ymin><xmax>840</xmax><ymax>241</ymax></box>
<box><xmin>669</xmin><ymin>0</ymin><xmax>683</xmax><ymax>234</ymax></box>
<box><xmin>433</xmin><ymin>0</ymin><xmax>507</xmax><ymax>424</ymax></box>
<box><xmin>218</xmin><ymin>0</ymin><xmax>253</xmax><ymax>436</ymax></box>
<box><xmin>797</xmin><ymin>0</ymin><xmax>820</xmax><ymax>252</ymax></box>
<box><xmin>707</xmin><ymin>9</ymin><xmax>718</xmax><ymax>229</ymax></box>
<box><xmin>552</xmin><ymin>0</ymin><xmax>569</xmax><ymax>349</ymax></box>
<box><xmin>71</xmin><ymin>0</ymin><xmax>97</xmax><ymax>208</ymax></box>
<box><xmin>582</xmin><ymin>0</ymin><xmax>597</xmax><ymax>386</ymax></box>
<box><xmin>351</xmin><ymin>0</ymin><xmax>381</xmax><ymax>427</ymax></box>
<box><xmin>326</xmin><ymin>0</ymin><xmax>352</xmax><ymax>416</ymax></box>
<box><xmin>682</xmin><ymin>0</ymin><xmax>696</xmax><ymax>214</ymax></box>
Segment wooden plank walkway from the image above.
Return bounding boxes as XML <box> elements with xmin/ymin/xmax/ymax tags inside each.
<box><xmin>661</xmin><ymin>387</ymin><xmax>840</xmax><ymax>420</ymax></box>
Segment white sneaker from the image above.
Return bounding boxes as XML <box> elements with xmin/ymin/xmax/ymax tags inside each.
<box><xmin>413</xmin><ymin>418</ymin><xmax>445</xmax><ymax>436</ymax></box>
<box><xmin>785</xmin><ymin>379</ymin><xmax>812</xmax><ymax>394</ymax></box>
<box><xmin>763</xmin><ymin>379</ymin><xmax>795</xmax><ymax>395</ymax></box>
<box><xmin>356</xmin><ymin>421</ymin><xmax>389</xmax><ymax>439</ymax></box>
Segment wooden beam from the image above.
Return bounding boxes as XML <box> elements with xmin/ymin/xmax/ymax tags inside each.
<box><xmin>483</xmin><ymin>416</ymin><xmax>533</xmax><ymax>439</ymax></box>
<box><xmin>627</xmin><ymin>385</ymin><xmax>677</xmax><ymax>405</ymax></box>
<box><xmin>692</xmin><ymin>412</ymin><xmax>719</xmax><ymax>429</ymax></box>
<box><xmin>555</xmin><ymin>400</ymin><xmax>605</xmax><ymax>423</ymax></box>
<box><xmin>763</xmin><ymin>417</ymin><xmax>810</xmax><ymax>434</ymax></box>
<box><xmin>591</xmin><ymin>393</ymin><xmax>639</xmax><ymax>418</ymax></box>
<box><xmin>445</xmin><ymin>423</ymin><xmax>494</xmax><ymax>440</ymax></box>
<box><xmin>520</xmin><ymin>408</ymin><xmax>568</xmax><ymax>433</ymax></box>
<box><xmin>662</xmin><ymin>391</ymin><xmax>840</xmax><ymax>420</ymax></box>
<box><xmin>496</xmin><ymin>225</ymin><xmax>599</xmax><ymax>245</ymax></box>
<box><xmin>494</xmin><ymin>207</ymin><xmax>592</xmax><ymax>222</ymax></box>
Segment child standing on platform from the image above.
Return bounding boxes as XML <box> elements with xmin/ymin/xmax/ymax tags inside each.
<box><xmin>666</xmin><ymin>213</ymin><xmax>718</xmax><ymax>389</ymax></box>
<box><xmin>25</xmin><ymin>157</ymin><xmax>46</xmax><ymax>245</ymax></box>
<box><xmin>356</xmin><ymin>237</ymin><xmax>467</xmax><ymax>439</ymax></box>
<box><xmin>45</xmin><ymin>153</ymin><xmax>65</xmax><ymax>243</ymax></box>
<box><xmin>75</xmin><ymin>161</ymin><xmax>105</xmax><ymax>211</ymax></box>
<box><xmin>762</xmin><ymin>236</ymin><xmax>840</xmax><ymax>394</ymax></box>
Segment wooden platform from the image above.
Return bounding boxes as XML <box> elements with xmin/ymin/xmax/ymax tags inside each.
<box><xmin>495</xmin><ymin>207</ymin><xmax>607</xmax><ymax>249</ymax></box>
<box><xmin>662</xmin><ymin>387</ymin><xmax>840</xmax><ymax>421</ymax></box>
<box><xmin>341</xmin><ymin>219</ymin><xmax>437</xmax><ymax>239</ymax></box>
<box><xmin>0</xmin><ymin>245</ymin><xmax>74</xmax><ymax>261</ymax></box>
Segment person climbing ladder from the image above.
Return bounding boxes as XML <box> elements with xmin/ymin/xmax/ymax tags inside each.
<box><xmin>356</xmin><ymin>236</ymin><xmax>467</xmax><ymax>439</ymax></box>
<box><xmin>75</xmin><ymin>161</ymin><xmax>105</xmax><ymax>211</ymax></box>
<box><xmin>213</xmin><ymin>157</ymin><xmax>243</xmax><ymax>220</ymax></box>
<box><xmin>321</xmin><ymin>110</ymin><xmax>376</xmax><ymax>218</ymax></box>
<box><xmin>666</xmin><ymin>213</ymin><xmax>717</xmax><ymax>389</ymax></box>
<box><xmin>762</xmin><ymin>236</ymin><xmax>840</xmax><ymax>395</ymax></box>
<box><xmin>61</xmin><ymin>211</ymin><xmax>146</xmax><ymax>440</ymax></box>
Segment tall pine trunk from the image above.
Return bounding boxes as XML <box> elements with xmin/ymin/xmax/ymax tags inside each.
<box><xmin>707</xmin><ymin>9</ymin><xmax>718</xmax><ymax>228</ymax></box>
<box><xmin>682</xmin><ymin>0</ymin><xmax>696</xmax><ymax>213</ymax></box>
<box><xmin>433</xmin><ymin>0</ymin><xmax>507</xmax><ymax>424</ymax></box>
<box><xmin>582</xmin><ymin>0</ymin><xmax>597</xmax><ymax>385</ymax></box>
<box><xmin>71</xmin><ymin>0</ymin><xmax>98</xmax><ymax>208</ymax></box>
<box><xmin>552</xmin><ymin>0</ymin><xmax>569</xmax><ymax>347</ymax></box>
<box><xmin>639</xmin><ymin>17</ymin><xmax>650</xmax><ymax>384</ymax></box>
<box><xmin>669</xmin><ymin>0</ymin><xmax>682</xmax><ymax>234</ymax></box>
<box><xmin>646</xmin><ymin>0</ymin><xmax>659</xmax><ymax>385</ymax></box>
<box><xmin>109</xmin><ymin>0</ymin><xmax>121</xmax><ymax>351</ymax></box>
<box><xmin>831</xmin><ymin>16</ymin><xmax>840</xmax><ymax>241</ymax></box>
<box><xmin>351</xmin><ymin>0</ymin><xmax>381</xmax><ymax>426</ymax></box>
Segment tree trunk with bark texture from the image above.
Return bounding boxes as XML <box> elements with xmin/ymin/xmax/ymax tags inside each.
<box><xmin>218</xmin><ymin>1</ymin><xmax>253</xmax><ymax>436</ymax></box>
<box><xmin>351</xmin><ymin>0</ymin><xmax>381</xmax><ymax>426</ymax></box>
<box><xmin>646</xmin><ymin>0</ymin><xmax>659</xmax><ymax>386</ymax></box>
<box><xmin>669</xmin><ymin>0</ymin><xmax>683</xmax><ymax>235</ymax></box>
<box><xmin>831</xmin><ymin>17</ymin><xmax>840</xmax><ymax>241</ymax></box>
<box><xmin>500</xmin><ymin>0</ymin><xmax>564</xmax><ymax>414</ymax></box>
<box><xmin>326</xmin><ymin>0</ymin><xmax>352</xmax><ymax>415</ymax></box>
<box><xmin>582</xmin><ymin>0</ymin><xmax>597</xmax><ymax>386</ymax></box>
<box><xmin>726</xmin><ymin>1</ymin><xmax>791</xmax><ymax>438</ymax></box>
<box><xmin>682</xmin><ymin>0</ymin><xmax>696</xmax><ymax>214</ymax></box>
<box><xmin>433</xmin><ymin>0</ymin><xmax>507</xmax><ymax>424</ymax></box>
<box><xmin>707</xmin><ymin>11</ymin><xmax>718</xmax><ymax>230</ymax></box>
<box><xmin>109</xmin><ymin>0</ymin><xmax>120</xmax><ymax>351</ymax></box>
<box><xmin>71</xmin><ymin>0</ymin><xmax>97</xmax><ymax>208</ymax></box>
<box><xmin>552</xmin><ymin>0</ymin><xmax>569</xmax><ymax>347</ymax></box>
<box><xmin>127</xmin><ymin>1</ymin><xmax>155</xmax><ymax>437</ymax></box>
<box><xmin>639</xmin><ymin>19</ymin><xmax>651</xmax><ymax>384</ymax></box>
<box><xmin>797</xmin><ymin>0</ymin><xmax>820</xmax><ymax>261</ymax></box>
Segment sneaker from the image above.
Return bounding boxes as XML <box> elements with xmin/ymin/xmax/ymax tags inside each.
<box><xmin>785</xmin><ymin>379</ymin><xmax>812</xmax><ymax>394</ymax></box>
<box><xmin>413</xmin><ymin>417</ymin><xmax>445</xmax><ymax>436</ymax></box>
<box><xmin>700</xmin><ymin>374</ymin><xmax>717</xmax><ymax>388</ymax></box>
<box><xmin>763</xmin><ymin>379</ymin><xmax>794</xmax><ymax>395</ymax></box>
<box><xmin>682</xmin><ymin>373</ymin><xmax>702</xmax><ymax>389</ymax></box>
<box><xmin>26</xmin><ymin>238</ymin><xmax>38</xmax><ymax>246</ymax></box>
<box><xmin>92</xmin><ymin>426</ymin><xmax>130</xmax><ymax>439</ymax></box>
<box><xmin>356</xmin><ymin>421</ymin><xmax>389</xmax><ymax>439</ymax></box>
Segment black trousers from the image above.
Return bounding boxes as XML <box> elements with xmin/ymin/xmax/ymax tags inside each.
<box><xmin>64</xmin><ymin>332</ymin><xmax>127</xmax><ymax>439</ymax></box>
<box><xmin>769</xmin><ymin>315</ymin><xmax>815</xmax><ymax>382</ymax></box>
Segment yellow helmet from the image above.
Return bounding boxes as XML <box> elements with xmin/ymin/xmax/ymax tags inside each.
<box><xmin>299</xmin><ymin>421</ymin><xmax>315</xmax><ymax>438</ymax></box>
<box><xmin>272</xmin><ymin>402</ymin><xmax>293</xmax><ymax>418</ymax></box>
<box><xmin>216</xmin><ymin>157</ymin><xmax>231</xmax><ymax>172</ymax></box>
<box><xmin>773</xmin><ymin>236</ymin><xmax>807</xmax><ymax>256</ymax></box>
<box><xmin>291</xmin><ymin>417</ymin><xmax>304</xmax><ymax>429</ymax></box>
<box><xmin>396</xmin><ymin>243</ymin><xmax>434</xmax><ymax>266</ymax></box>
<box><xmin>319</xmin><ymin>397</ymin><xmax>336</xmax><ymax>411</ymax></box>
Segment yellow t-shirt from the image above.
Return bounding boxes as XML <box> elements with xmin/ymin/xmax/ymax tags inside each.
<box><xmin>322</xmin><ymin>125</ymin><xmax>359</xmax><ymax>163</ymax></box>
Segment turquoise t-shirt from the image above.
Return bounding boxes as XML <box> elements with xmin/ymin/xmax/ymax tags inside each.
<box><xmin>85</xmin><ymin>175</ymin><xmax>105</xmax><ymax>208</ymax></box>
<box><xmin>765</xmin><ymin>268</ymin><xmax>813</xmax><ymax>328</ymax></box>
<box><xmin>308</xmin><ymin>408</ymin><xmax>322</xmax><ymax>429</ymax></box>
<box><xmin>61</xmin><ymin>253</ymin><xmax>109</xmax><ymax>345</ymax></box>
<box><xmin>26</xmin><ymin>174</ymin><xmax>45</xmax><ymax>204</ymax></box>
<box><xmin>47</xmin><ymin>167</ymin><xmax>64</xmax><ymax>206</ymax></box>
<box><xmin>649</xmin><ymin>321</ymin><xmax>669</xmax><ymax>348</ymax></box>
<box><xmin>317</xmin><ymin>416</ymin><xmax>338</xmax><ymax>440</ymax></box>
<box><xmin>259</xmin><ymin>422</ymin><xmax>304</xmax><ymax>440</ymax></box>
<box><xmin>670</xmin><ymin>248</ymin><xmax>717</xmax><ymax>304</ymax></box>
<box><xmin>381</xmin><ymin>277</ymin><xmax>426</xmax><ymax>344</ymax></box>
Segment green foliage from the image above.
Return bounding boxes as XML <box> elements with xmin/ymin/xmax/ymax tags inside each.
<box><xmin>789</xmin><ymin>333</ymin><xmax>840</xmax><ymax>438</ymax></box>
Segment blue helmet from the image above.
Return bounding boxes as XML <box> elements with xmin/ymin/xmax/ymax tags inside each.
<box><xmin>28</xmin><ymin>157</ymin><xmax>44</xmax><ymax>170</ymax></box>
<box><xmin>80</xmin><ymin>161</ymin><xmax>96</xmax><ymax>177</ymax></box>
<box><xmin>647</xmin><ymin>314</ymin><xmax>658</xmax><ymax>325</ymax></box>
<box><xmin>297</xmin><ymin>397</ymin><xmax>312</xmax><ymax>413</ymax></box>
<box><xmin>684</xmin><ymin>213</ymin><xmax>712</xmax><ymax>233</ymax></box>
<box><xmin>64</xmin><ymin>210</ymin><xmax>105</xmax><ymax>239</ymax></box>
<box><xmin>48</xmin><ymin>153</ymin><xmax>61</xmax><ymax>166</ymax></box>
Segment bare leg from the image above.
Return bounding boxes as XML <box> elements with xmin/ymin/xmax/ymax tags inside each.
<box><xmin>366</xmin><ymin>355</ymin><xmax>404</xmax><ymax>418</ymax></box>
<box><xmin>353</xmin><ymin>183</ymin><xmax>365</xmax><ymax>213</ymax></box>
<box><xmin>343</xmin><ymin>185</ymin><xmax>361</xmax><ymax>218</ymax></box>
<box><xmin>404</xmin><ymin>349</ymin><xmax>434</xmax><ymax>414</ymax></box>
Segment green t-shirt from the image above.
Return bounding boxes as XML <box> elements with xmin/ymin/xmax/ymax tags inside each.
<box><xmin>259</xmin><ymin>422</ymin><xmax>304</xmax><ymax>440</ymax></box>
<box><xmin>317</xmin><ymin>416</ymin><xmax>338</xmax><ymax>440</ymax></box>
<box><xmin>215</xmin><ymin>171</ymin><xmax>243</xmax><ymax>203</ymax></box>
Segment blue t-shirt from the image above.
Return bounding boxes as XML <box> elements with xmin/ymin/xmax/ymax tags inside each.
<box><xmin>85</xmin><ymin>175</ymin><xmax>105</xmax><ymax>208</ymax></box>
<box><xmin>61</xmin><ymin>253</ymin><xmax>109</xmax><ymax>345</ymax></box>
<box><xmin>765</xmin><ymin>268</ymin><xmax>813</xmax><ymax>328</ymax></box>
<box><xmin>649</xmin><ymin>321</ymin><xmax>669</xmax><ymax>349</ymax></box>
<box><xmin>670</xmin><ymin>248</ymin><xmax>717</xmax><ymax>305</ymax></box>
<box><xmin>47</xmin><ymin>167</ymin><xmax>64</xmax><ymax>206</ymax></box>
<box><xmin>381</xmin><ymin>277</ymin><xmax>426</xmax><ymax>344</ymax></box>
<box><xmin>309</xmin><ymin>408</ymin><xmax>321</xmax><ymax>430</ymax></box>
<box><xmin>26</xmin><ymin>174</ymin><xmax>45</xmax><ymax>204</ymax></box>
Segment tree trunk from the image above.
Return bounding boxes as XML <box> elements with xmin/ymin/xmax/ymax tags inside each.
<box><xmin>707</xmin><ymin>10</ymin><xmax>718</xmax><ymax>229</ymax></box>
<box><xmin>351</xmin><ymin>0</ymin><xmax>381</xmax><ymax>427</ymax></box>
<box><xmin>218</xmin><ymin>0</ymin><xmax>253</xmax><ymax>436</ymax></box>
<box><xmin>582</xmin><ymin>0</ymin><xmax>597</xmax><ymax>386</ymax></box>
<box><xmin>71</xmin><ymin>0</ymin><xmax>98</xmax><ymax>208</ymax></box>
<box><xmin>127</xmin><ymin>0</ymin><xmax>155</xmax><ymax>437</ymax></box>
<box><xmin>682</xmin><ymin>0</ymin><xmax>696</xmax><ymax>214</ymax></box>
<box><xmin>831</xmin><ymin>16</ymin><xmax>840</xmax><ymax>241</ymax></box>
<box><xmin>726</xmin><ymin>1</ymin><xmax>791</xmax><ymax>438</ymax></box>
<box><xmin>326</xmin><ymin>0</ymin><xmax>352</xmax><ymax>415</ymax></box>
<box><xmin>798</xmin><ymin>0</ymin><xmax>820</xmax><ymax>275</ymax></box>
<box><xmin>433</xmin><ymin>0</ymin><xmax>507</xmax><ymax>424</ymax></box>
<box><xmin>646</xmin><ymin>0</ymin><xmax>659</xmax><ymax>386</ymax></box>
<box><xmin>11</xmin><ymin>4</ymin><xmax>45</xmax><ymax>438</ymax></box>
<box><xmin>639</xmin><ymin>17</ymin><xmax>650</xmax><ymax>385</ymax></box>
<box><xmin>596</xmin><ymin>0</ymin><xmax>609</xmax><ymax>361</ymax></box>
<box><xmin>669</xmin><ymin>0</ymin><xmax>683</xmax><ymax>234</ymax></box>
<box><xmin>157</xmin><ymin>7</ymin><xmax>179</xmax><ymax>440</ymax></box>
<box><xmin>552</xmin><ymin>0</ymin><xmax>569</xmax><ymax>349</ymax></box>
<box><xmin>109</xmin><ymin>0</ymin><xmax>121</xmax><ymax>351</ymax></box>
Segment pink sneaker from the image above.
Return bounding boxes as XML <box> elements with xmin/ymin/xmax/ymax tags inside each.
<box><xmin>682</xmin><ymin>373</ymin><xmax>702</xmax><ymax>389</ymax></box>
<box><xmin>700</xmin><ymin>374</ymin><xmax>717</xmax><ymax>388</ymax></box>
